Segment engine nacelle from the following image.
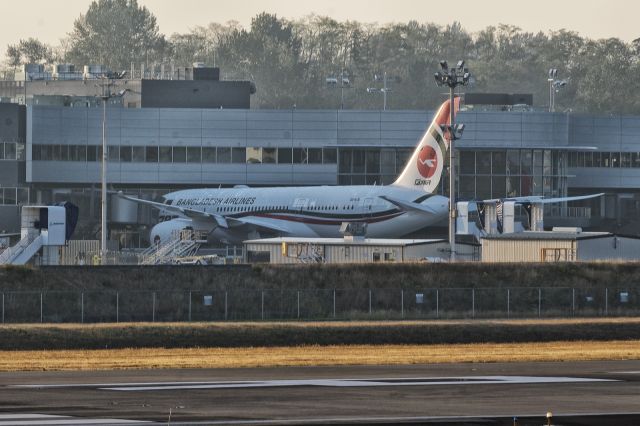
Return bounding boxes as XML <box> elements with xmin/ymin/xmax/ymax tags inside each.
<box><xmin>149</xmin><ymin>218</ymin><xmax>197</xmax><ymax>246</ymax></box>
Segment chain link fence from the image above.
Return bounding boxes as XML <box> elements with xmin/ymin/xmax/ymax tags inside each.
<box><xmin>1</xmin><ymin>287</ymin><xmax>638</xmax><ymax>323</ymax></box>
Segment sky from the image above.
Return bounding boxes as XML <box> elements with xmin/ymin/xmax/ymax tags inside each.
<box><xmin>3</xmin><ymin>0</ymin><xmax>639</xmax><ymax>48</ymax></box>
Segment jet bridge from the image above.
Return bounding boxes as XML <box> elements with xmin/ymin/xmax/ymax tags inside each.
<box><xmin>0</xmin><ymin>203</ymin><xmax>78</xmax><ymax>265</ymax></box>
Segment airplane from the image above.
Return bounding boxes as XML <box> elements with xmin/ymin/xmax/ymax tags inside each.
<box><xmin>119</xmin><ymin>98</ymin><xmax>602</xmax><ymax>245</ymax></box>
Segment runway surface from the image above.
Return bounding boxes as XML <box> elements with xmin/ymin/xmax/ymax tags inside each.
<box><xmin>2</xmin><ymin>360</ymin><xmax>640</xmax><ymax>425</ymax></box>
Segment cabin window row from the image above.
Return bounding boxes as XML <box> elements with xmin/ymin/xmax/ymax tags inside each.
<box><xmin>31</xmin><ymin>145</ymin><xmax>338</xmax><ymax>165</ymax></box>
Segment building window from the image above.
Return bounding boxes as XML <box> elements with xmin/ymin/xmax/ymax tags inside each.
<box><xmin>32</xmin><ymin>145</ymin><xmax>41</xmax><ymax>160</ymax></box>
<box><xmin>120</xmin><ymin>145</ymin><xmax>132</xmax><ymax>162</ymax></box>
<box><xmin>187</xmin><ymin>146</ymin><xmax>201</xmax><ymax>163</ymax></box>
<box><xmin>506</xmin><ymin>150</ymin><xmax>519</xmax><ymax>175</ymax></box>
<box><xmin>77</xmin><ymin>145</ymin><xmax>87</xmax><ymax>162</ymax></box>
<box><xmin>173</xmin><ymin>146</ymin><xmax>186</xmax><ymax>163</ymax></box>
<box><xmin>218</xmin><ymin>147</ymin><xmax>231</xmax><ymax>163</ymax></box>
<box><xmin>231</xmin><ymin>147</ymin><xmax>245</xmax><ymax>163</ymax></box>
<box><xmin>132</xmin><ymin>146</ymin><xmax>144</xmax><ymax>162</ymax></box>
<box><xmin>202</xmin><ymin>147</ymin><xmax>216</xmax><ymax>163</ymax></box>
<box><xmin>159</xmin><ymin>146</ymin><xmax>172</xmax><ymax>163</ymax></box>
<box><xmin>611</xmin><ymin>152</ymin><xmax>620</xmax><ymax>168</ymax></box>
<box><xmin>3</xmin><ymin>142</ymin><xmax>16</xmax><ymax>160</ymax></box>
<box><xmin>338</xmin><ymin>149</ymin><xmax>351</xmax><ymax>173</ymax></box>
<box><xmin>293</xmin><ymin>148</ymin><xmax>307</xmax><ymax>164</ymax></box>
<box><xmin>365</xmin><ymin>150</ymin><xmax>380</xmax><ymax>174</ymax></box>
<box><xmin>278</xmin><ymin>148</ymin><xmax>292</xmax><ymax>164</ymax></box>
<box><xmin>352</xmin><ymin>149</ymin><xmax>365</xmax><ymax>173</ymax></box>
<box><xmin>323</xmin><ymin>148</ymin><xmax>337</xmax><ymax>164</ymax></box>
<box><xmin>108</xmin><ymin>146</ymin><xmax>119</xmax><ymax>162</ymax></box>
<box><xmin>476</xmin><ymin>151</ymin><xmax>491</xmax><ymax>174</ymax></box>
<box><xmin>145</xmin><ymin>146</ymin><xmax>158</xmax><ymax>163</ymax></box>
<box><xmin>87</xmin><ymin>145</ymin><xmax>97</xmax><ymax>162</ymax></box>
<box><xmin>395</xmin><ymin>149</ymin><xmax>412</xmax><ymax>173</ymax></box>
<box><xmin>263</xmin><ymin>147</ymin><xmax>277</xmax><ymax>164</ymax></box>
<box><xmin>246</xmin><ymin>147</ymin><xmax>262</xmax><ymax>164</ymax></box>
<box><xmin>308</xmin><ymin>148</ymin><xmax>323</xmax><ymax>164</ymax></box>
<box><xmin>459</xmin><ymin>151</ymin><xmax>475</xmax><ymax>174</ymax></box>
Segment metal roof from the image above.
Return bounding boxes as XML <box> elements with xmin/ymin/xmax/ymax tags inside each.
<box><xmin>482</xmin><ymin>231</ymin><xmax>612</xmax><ymax>241</ymax></box>
<box><xmin>243</xmin><ymin>237</ymin><xmax>447</xmax><ymax>247</ymax></box>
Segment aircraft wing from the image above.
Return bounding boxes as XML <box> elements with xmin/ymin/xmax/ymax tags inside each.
<box><xmin>481</xmin><ymin>193</ymin><xmax>604</xmax><ymax>204</ymax></box>
<box><xmin>117</xmin><ymin>192</ymin><xmax>291</xmax><ymax>234</ymax></box>
<box><xmin>231</xmin><ymin>216</ymin><xmax>292</xmax><ymax>235</ymax></box>
<box><xmin>379</xmin><ymin>195</ymin><xmax>439</xmax><ymax>214</ymax></box>
<box><xmin>116</xmin><ymin>192</ymin><xmax>229</xmax><ymax>227</ymax></box>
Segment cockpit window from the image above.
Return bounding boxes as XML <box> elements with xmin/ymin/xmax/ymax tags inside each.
<box><xmin>164</xmin><ymin>199</ymin><xmax>173</xmax><ymax>205</ymax></box>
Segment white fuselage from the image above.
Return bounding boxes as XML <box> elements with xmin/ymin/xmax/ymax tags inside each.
<box><xmin>153</xmin><ymin>185</ymin><xmax>448</xmax><ymax>244</ymax></box>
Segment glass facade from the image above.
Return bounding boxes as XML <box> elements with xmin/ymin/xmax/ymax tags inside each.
<box><xmin>458</xmin><ymin>149</ymin><xmax>567</xmax><ymax>199</ymax></box>
<box><xmin>569</xmin><ymin>151</ymin><xmax>640</xmax><ymax>168</ymax></box>
<box><xmin>31</xmin><ymin>144</ymin><xmax>339</xmax><ymax>166</ymax></box>
<box><xmin>338</xmin><ymin>147</ymin><xmax>412</xmax><ymax>185</ymax></box>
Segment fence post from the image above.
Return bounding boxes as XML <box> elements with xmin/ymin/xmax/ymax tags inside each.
<box><xmin>116</xmin><ymin>291</ymin><xmax>119</xmax><ymax>323</ymax></box>
<box><xmin>152</xmin><ymin>292</ymin><xmax>156</xmax><ymax>322</ymax></box>
<box><xmin>538</xmin><ymin>288</ymin><xmax>542</xmax><ymax>318</ymax></box>
<box><xmin>333</xmin><ymin>289</ymin><xmax>336</xmax><ymax>319</ymax></box>
<box><xmin>572</xmin><ymin>288</ymin><xmax>575</xmax><ymax>315</ymax></box>
<box><xmin>2</xmin><ymin>292</ymin><xmax>4</xmax><ymax>323</ymax></box>
<box><xmin>261</xmin><ymin>291</ymin><xmax>264</xmax><ymax>321</ymax></box>
<box><xmin>401</xmin><ymin>290</ymin><xmax>404</xmax><ymax>319</ymax></box>
<box><xmin>605</xmin><ymin>288</ymin><xmax>608</xmax><ymax>316</ymax></box>
<box><xmin>188</xmin><ymin>291</ymin><xmax>192</xmax><ymax>322</ymax></box>
<box><xmin>507</xmin><ymin>289</ymin><xmax>510</xmax><ymax>318</ymax></box>
<box><xmin>224</xmin><ymin>291</ymin><xmax>228</xmax><ymax>321</ymax></box>
<box><xmin>471</xmin><ymin>289</ymin><xmax>475</xmax><ymax>319</ymax></box>
<box><xmin>436</xmin><ymin>289</ymin><xmax>439</xmax><ymax>319</ymax></box>
<box><xmin>369</xmin><ymin>290</ymin><xmax>372</xmax><ymax>316</ymax></box>
<box><xmin>81</xmin><ymin>292</ymin><xmax>84</xmax><ymax>324</ymax></box>
<box><xmin>40</xmin><ymin>292</ymin><xmax>43</xmax><ymax>323</ymax></box>
<box><xmin>297</xmin><ymin>291</ymin><xmax>300</xmax><ymax>319</ymax></box>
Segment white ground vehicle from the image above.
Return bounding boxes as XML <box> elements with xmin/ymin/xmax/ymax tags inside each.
<box><xmin>173</xmin><ymin>254</ymin><xmax>225</xmax><ymax>265</ymax></box>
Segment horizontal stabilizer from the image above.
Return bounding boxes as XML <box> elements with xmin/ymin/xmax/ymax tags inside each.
<box><xmin>379</xmin><ymin>195</ymin><xmax>438</xmax><ymax>214</ymax></box>
<box><xmin>481</xmin><ymin>193</ymin><xmax>604</xmax><ymax>205</ymax></box>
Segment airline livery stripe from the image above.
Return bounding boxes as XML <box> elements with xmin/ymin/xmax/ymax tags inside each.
<box><xmin>0</xmin><ymin>414</ymin><xmax>149</xmax><ymax>425</ymax></box>
<box><xmin>429</xmin><ymin>126</ymin><xmax>449</xmax><ymax>168</ymax></box>
<box><xmin>255</xmin><ymin>211</ymin><xmax>405</xmax><ymax>226</ymax></box>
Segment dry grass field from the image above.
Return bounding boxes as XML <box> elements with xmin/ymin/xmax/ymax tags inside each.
<box><xmin>1</xmin><ymin>340</ymin><xmax>639</xmax><ymax>371</ymax></box>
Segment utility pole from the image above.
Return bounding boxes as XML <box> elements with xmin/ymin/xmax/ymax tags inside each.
<box><xmin>100</xmin><ymin>78</ymin><xmax>110</xmax><ymax>265</ymax></box>
<box><xmin>434</xmin><ymin>60</ymin><xmax>471</xmax><ymax>262</ymax></box>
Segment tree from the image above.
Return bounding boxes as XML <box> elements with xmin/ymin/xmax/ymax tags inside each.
<box><xmin>5</xmin><ymin>38</ymin><xmax>54</xmax><ymax>68</ymax></box>
<box><xmin>65</xmin><ymin>0</ymin><xmax>167</xmax><ymax>71</ymax></box>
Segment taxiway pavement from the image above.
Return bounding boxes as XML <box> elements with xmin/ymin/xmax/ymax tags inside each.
<box><xmin>1</xmin><ymin>360</ymin><xmax>640</xmax><ymax>425</ymax></box>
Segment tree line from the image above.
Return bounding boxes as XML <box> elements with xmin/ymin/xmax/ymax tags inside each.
<box><xmin>4</xmin><ymin>0</ymin><xmax>640</xmax><ymax>114</ymax></box>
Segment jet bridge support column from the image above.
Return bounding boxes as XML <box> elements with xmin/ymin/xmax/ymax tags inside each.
<box><xmin>484</xmin><ymin>202</ymin><xmax>499</xmax><ymax>235</ymax></box>
<box><xmin>530</xmin><ymin>202</ymin><xmax>544</xmax><ymax>231</ymax></box>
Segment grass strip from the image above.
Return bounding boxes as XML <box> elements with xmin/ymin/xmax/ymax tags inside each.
<box><xmin>0</xmin><ymin>341</ymin><xmax>639</xmax><ymax>371</ymax></box>
<box><xmin>2</xmin><ymin>318</ymin><xmax>640</xmax><ymax>350</ymax></box>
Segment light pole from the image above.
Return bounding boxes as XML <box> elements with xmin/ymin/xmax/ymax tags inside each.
<box><xmin>434</xmin><ymin>60</ymin><xmax>470</xmax><ymax>262</ymax></box>
<box><xmin>547</xmin><ymin>68</ymin><xmax>567</xmax><ymax>112</ymax></box>
<box><xmin>97</xmin><ymin>77</ymin><xmax>128</xmax><ymax>265</ymax></box>
<box><xmin>366</xmin><ymin>72</ymin><xmax>393</xmax><ymax>110</ymax></box>
<box><xmin>326</xmin><ymin>70</ymin><xmax>350</xmax><ymax>109</ymax></box>
<box><xmin>99</xmin><ymin>79</ymin><xmax>110</xmax><ymax>265</ymax></box>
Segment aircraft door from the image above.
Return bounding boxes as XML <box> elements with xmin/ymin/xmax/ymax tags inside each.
<box><xmin>362</xmin><ymin>198</ymin><xmax>374</xmax><ymax>216</ymax></box>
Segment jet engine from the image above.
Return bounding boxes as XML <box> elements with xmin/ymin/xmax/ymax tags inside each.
<box><xmin>149</xmin><ymin>218</ymin><xmax>199</xmax><ymax>246</ymax></box>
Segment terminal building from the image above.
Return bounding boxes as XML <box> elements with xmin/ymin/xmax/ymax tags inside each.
<box><xmin>0</xmin><ymin>64</ymin><xmax>639</xmax><ymax>248</ymax></box>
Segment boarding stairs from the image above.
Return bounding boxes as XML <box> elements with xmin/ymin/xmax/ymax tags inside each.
<box><xmin>0</xmin><ymin>231</ymin><xmax>44</xmax><ymax>265</ymax></box>
<box><xmin>138</xmin><ymin>230</ymin><xmax>205</xmax><ymax>265</ymax></box>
